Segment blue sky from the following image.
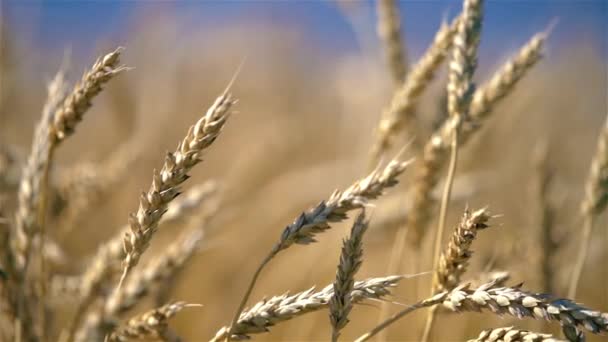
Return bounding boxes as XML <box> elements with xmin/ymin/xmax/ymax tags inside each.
<box><xmin>2</xmin><ymin>1</ymin><xmax>607</xmax><ymax>62</ymax></box>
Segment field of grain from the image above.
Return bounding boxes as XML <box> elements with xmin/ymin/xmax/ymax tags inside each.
<box><xmin>0</xmin><ymin>1</ymin><xmax>607</xmax><ymax>341</ymax></box>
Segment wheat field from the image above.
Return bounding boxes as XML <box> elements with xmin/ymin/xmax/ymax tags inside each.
<box><xmin>0</xmin><ymin>1</ymin><xmax>607</xmax><ymax>341</ymax></box>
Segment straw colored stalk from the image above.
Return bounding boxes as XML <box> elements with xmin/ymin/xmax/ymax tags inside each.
<box><xmin>74</xmin><ymin>227</ymin><xmax>204</xmax><ymax>342</ymax></box>
<box><xmin>107</xmin><ymin>302</ymin><xmax>200</xmax><ymax>342</ymax></box>
<box><xmin>214</xmin><ymin>276</ymin><xmax>404</xmax><ymax>341</ymax></box>
<box><xmin>118</xmin><ymin>92</ymin><xmax>234</xmax><ymax>287</ymax></box>
<box><xmin>423</xmin><ymin>1</ymin><xmax>484</xmax><ymax>339</ymax></box>
<box><xmin>568</xmin><ymin>113</ymin><xmax>608</xmax><ymax>298</ymax></box>
<box><xmin>329</xmin><ymin>211</ymin><xmax>369</xmax><ymax>342</ymax></box>
<box><xmin>406</xmin><ymin>29</ymin><xmax>548</xmax><ymax>247</ymax></box>
<box><xmin>376</xmin><ymin>0</ymin><xmax>408</xmax><ymax>85</ymax></box>
<box><xmin>468</xmin><ymin>327</ymin><xmax>564</xmax><ymax>342</ymax></box>
<box><xmin>532</xmin><ymin>142</ymin><xmax>558</xmax><ymax>293</ymax></box>
<box><xmin>225</xmin><ymin>158</ymin><xmax>410</xmax><ymax>341</ymax></box>
<box><xmin>68</xmin><ymin>182</ymin><xmax>216</xmax><ymax>341</ymax></box>
<box><xmin>371</xmin><ymin>16</ymin><xmax>459</xmax><ymax>165</ymax></box>
<box><xmin>357</xmin><ymin>280</ymin><xmax>608</xmax><ymax>342</ymax></box>
<box><xmin>433</xmin><ymin>207</ymin><xmax>491</xmax><ymax>293</ymax></box>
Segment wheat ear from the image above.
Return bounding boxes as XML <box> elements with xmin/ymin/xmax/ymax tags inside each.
<box><xmin>359</xmin><ymin>280</ymin><xmax>608</xmax><ymax>341</ymax></box>
<box><xmin>376</xmin><ymin>0</ymin><xmax>408</xmax><ymax>86</ymax></box>
<box><xmin>438</xmin><ymin>281</ymin><xmax>608</xmax><ymax>334</ymax></box>
<box><xmin>568</xmin><ymin>113</ymin><xmax>608</xmax><ymax>298</ymax></box>
<box><xmin>214</xmin><ymin>275</ymin><xmax>404</xmax><ymax>341</ymax></box>
<box><xmin>406</xmin><ymin>28</ymin><xmax>548</xmax><ymax>248</ymax></box>
<box><xmin>329</xmin><ymin>210</ymin><xmax>369</xmax><ymax>341</ymax></box>
<box><xmin>433</xmin><ymin>207</ymin><xmax>491</xmax><ymax>293</ymax></box>
<box><xmin>225</xmin><ymin>158</ymin><xmax>411</xmax><ymax>341</ymax></box>
<box><xmin>371</xmin><ymin>16</ymin><xmax>459</xmax><ymax>165</ymax></box>
<box><xmin>468</xmin><ymin>326</ymin><xmax>563</xmax><ymax>342</ymax></box>
<box><xmin>118</xmin><ymin>90</ymin><xmax>235</xmax><ymax>289</ymax></box>
<box><xmin>107</xmin><ymin>302</ymin><xmax>201</xmax><ymax>342</ymax></box>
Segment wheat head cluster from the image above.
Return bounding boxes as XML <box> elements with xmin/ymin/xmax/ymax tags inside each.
<box><xmin>0</xmin><ymin>0</ymin><xmax>607</xmax><ymax>341</ymax></box>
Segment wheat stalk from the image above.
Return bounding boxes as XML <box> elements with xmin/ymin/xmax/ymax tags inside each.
<box><xmin>225</xmin><ymin>158</ymin><xmax>410</xmax><ymax>341</ymax></box>
<box><xmin>329</xmin><ymin>210</ymin><xmax>369</xmax><ymax>341</ymax></box>
<box><xmin>370</xmin><ymin>16</ymin><xmax>459</xmax><ymax>165</ymax></box>
<box><xmin>214</xmin><ymin>275</ymin><xmax>404</xmax><ymax>341</ymax></box>
<box><xmin>376</xmin><ymin>0</ymin><xmax>408</xmax><ymax>86</ymax></box>
<box><xmin>468</xmin><ymin>326</ymin><xmax>563</xmax><ymax>342</ymax></box>
<box><xmin>568</xmin><ymin>112</ymin><xmax>608</xmax><ymax>298</ymax></box>
<box><xmin>107</xmin><ymin>302</ymin><xmax>201</xmax><ymax>342</ymax></box>
<box><xmin>406</xmin><ymin>28</ymin><xmax>548</xmax><ymax>248</ymax></box>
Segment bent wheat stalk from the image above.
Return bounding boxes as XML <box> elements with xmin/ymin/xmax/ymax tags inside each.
<box><xmin>225</xmin><ymin>158</ymin><xmax>411</xmax><ymax>341</ymax></box>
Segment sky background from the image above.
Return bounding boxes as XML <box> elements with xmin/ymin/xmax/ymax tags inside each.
<box><xmin>2</xmin><ymin>1</ymin><xmax>607</xmax><ymax>63</ymax></box>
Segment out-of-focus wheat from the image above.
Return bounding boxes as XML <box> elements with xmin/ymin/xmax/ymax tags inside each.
<box><xmin>569</xmin><ymin>113</ymin><xmax>608</xmax><ymax>298</ymax></box>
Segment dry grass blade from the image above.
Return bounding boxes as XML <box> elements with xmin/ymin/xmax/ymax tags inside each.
<box><xmin>107</xmin><ymin>302</ymin><xmax>201</xmax><ymax>342</ymax></box>
<box><xmin>467</xmin><ymin>326</ymin><xmax>564</xmax><ymax>342</ymax></box>
<box><xmin>433</xmin><ymin>207</ymin><xmax>491</xmax><ymax>293</ymax></box>
<box><xmin>119</xmin><ymin>92</ymin><xmax>235</xmax><ymax>287</ymax></box>
<box><xmin>406</xmin><ymin>28</ymin><xmax>548</xmax><ymax>248</ymax></box>
<box><xmin>569</xmin><ymin>113</ymin><xmax>608</xmax><ymax>298</ymax></box>
<box><xmin>376</xmin><ymin>0</ymin><xmax>408</xmax><ymax>85</ymax></box>
<box><xmin>371</xmin><ymin>16</ymin><xmax>459</xmax><ymax>164</ymax></box>
<box><xmin>437</xmin><ymin>281</ymin><xmax>608</xmax><ymax>334</ymax></box>
<box><xmin>329</xmin><ymin>210</ymin><xmax>369</xmax><ymax>342</ymax></box>
<box><xmin>214</xmin><ymin>276</ymin><xmax>404</xmax><ymax>341</ymax></box>
<box><xmin>226</xmin><ymin>158</ymin><xmax>410</xmax><ymax>341</ymax></box>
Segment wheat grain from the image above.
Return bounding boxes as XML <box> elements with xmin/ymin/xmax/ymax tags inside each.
<box><xmin>468</xmin><ymin>326</ymin><xmax>563</xmax><ymax>342</ymax></box>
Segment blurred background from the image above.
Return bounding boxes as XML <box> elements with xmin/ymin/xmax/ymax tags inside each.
<box><xmin>1</xmin><ymin>1</ymin><xmax>607</xmax><ymax>341</ymax></box>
